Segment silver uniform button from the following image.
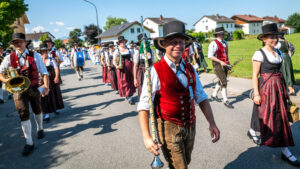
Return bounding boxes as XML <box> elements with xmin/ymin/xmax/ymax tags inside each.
<box><xmin>182</xmin><ymin>113</ymin><xmax>184</xmax><ymax>116</ymax></box>
<box><xmin>181</xmin><ymin>101</ymin><xmax>184</xmax><ymax>104</ymax></box>
<box><xmin>181</xmin><ymin>107</ymin><xmax>184</xmax><ymax>111</ymax></box>
<box><xmin>190</xmin><ymin>121</ymin><xmax>192</xmax><ymax>123</ymax></box>
<box><xmin>190</xmin><ymin>116</ymin><xmax>192</xmax><ymax>119</ymax></box>
<box><xmin>182</xmin><ymin>117</ymin><xmax>185</xmax><ymax>120</ymax></box>
<box><xmin>180</xmin><ymin>96</ymin><xmax>183</xmax><ymax>99</ymax></box>
<box><xmin>184</xmin><ymin>122</ymin><xmax>186</xmax><ymax>125</ymax></box>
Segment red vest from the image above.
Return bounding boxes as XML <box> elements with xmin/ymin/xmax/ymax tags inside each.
<box><xmin>215</xmin><ymin>40</ymin><xmax>229</xmax><ymax>64</ymax></box>
<box><xmin>10</xmin><ymin>51</ymin><xmax>39</xmax><ymax>86</ymax></box>
<box><xmin>153</xmin><ymin>58</ymin><xmax>196</xmax><ymax>127</ymax></box>
<box><xmin>50</xmin><ymin>50</ymin><xmax>60</xmax><ymax>63</ymax></box>
<box><xmin>181</xmin><ymin>47</ymin><xmax>189</xmax><ymax>62</ymax></box>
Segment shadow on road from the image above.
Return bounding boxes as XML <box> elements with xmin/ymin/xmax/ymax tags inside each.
<box><xmin>224</xmin><ymin>121</ymin><xmax>300</xmax><ymax>169</ymax></box>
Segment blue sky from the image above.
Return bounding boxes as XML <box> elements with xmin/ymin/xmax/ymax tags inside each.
<box><xmin>24</xmin><ymin>0</ymin><xmax>300</xmax><ymax>39</ymax></box>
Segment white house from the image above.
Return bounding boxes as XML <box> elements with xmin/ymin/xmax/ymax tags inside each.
<box><xmin>143</xmin><ymin>15</ymin><xmax>185</xmax><ymax>39</ymax></box>
<box><xmin>279</xmin><ymin>26</ymin><xmax>295</xmax><ymax>34</ymax></box>
<box><xmin>97</xmin><ymin>21</ymin><xmax>154</xmax><ymax>45</ymax></box>
<box><xmin>231</xmin><ymin>15</ymin><xmax>264</xmax><ymax>35</ymax></box>
<box><xmin>194</xmin><ymin>15</ymin><xmax>235</xmax><ymax>34</ymax></box>
<box><xmin>26</xmin><ymin>32</ymin><xmax>55</xmax><ymax>49</ymax></box>
<box><xmin>263</xmin><ymin>16</ymin><xmax>286</xmax><ymax>28</ymax></box>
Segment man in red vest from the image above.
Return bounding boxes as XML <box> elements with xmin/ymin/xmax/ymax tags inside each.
<box><xmin>0</xmin><ymin>33</ymin><xmax>49</xmax><ymax>156</ymax></box>
<box><xmin>208</xmin><ymin>27</ymin><xmax>233</xmax><ymax>108</ymax></box>
<box><xmin>138</xmin><ymin>21</ymin><xmax>220</xmax><ymax>169</ymax></box>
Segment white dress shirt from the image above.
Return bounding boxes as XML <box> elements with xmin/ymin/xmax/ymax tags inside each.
<box><xmin>137</xmin><ymin>55</ymin><xmax>208</xmax><ymax>111</ymax></box>
<box><xmin>208</xmin><ymin>39</ymin><xmax>229</xmax><ymax>58</ymax></box>
<box><xmin>252</xmin><ymin>48</ymin><xmax>283</xmax><ymax>64</ymax></box>
<box><xmin>0</xmin><ymin>49</ymin><xmax>48</xmax><ymax>75</ymax></box>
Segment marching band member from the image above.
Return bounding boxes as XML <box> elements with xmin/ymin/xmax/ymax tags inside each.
<box><xmin>113</xmin><ymin>36</ymin><xmax>136</xmax><ymax>105</ymax></box>
<box><xmin>101</xmin><ymin>46</ymin><xmax>110</xmax><ymax>84</ymax></box>
<box><xmin>39</xmin><ymin>44</ymin><xmax>64</xmax><ymax>122</ymax></box>
<box><xmin>107</xmin><ymin>44</ymin><xmax>118</xmax><ymax>93</ymax></box>
<box><xmin>71</xmin><ymin>43</ymin><xmax>85</xmax><ymax>81</ymax></box>
<box><xmin>44</xmin><ymin>38</ymin><xmax>64</xmax><ymax>65</ymax></box>
<box><xmin>133</xmin><ymin>34</ymin><xmax>154</xmax><ymax>99</ymax></box>
<box><xmin>0</xmin><ymin>33</ymin><xmax>49</xmax><ymax>156</ymax></box>
<box><xmin>208</xmin><ymin>27</ymin><xmax>234</xmax><ymax>108</ymax></box>
<box><xmin>138</xmin><ymin>21</ymin><xmax>220</xmax><ymax>169</ymax></box>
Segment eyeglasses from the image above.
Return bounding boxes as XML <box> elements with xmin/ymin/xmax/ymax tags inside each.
<box><xmin>166</xmin><ymin>40</ymin><xmax>185</xmax><ymax>46</ymax></box>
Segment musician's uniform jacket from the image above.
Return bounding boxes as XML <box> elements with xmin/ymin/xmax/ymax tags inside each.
<box><xmin>208</xmin><ymin>39</ymin><xmax>230</xmax><ymax>87</ymax></box>
<box><xmin>0</xmin><ymin>49</ymin><xmax>48</xmax><ymax>121</ymax></box>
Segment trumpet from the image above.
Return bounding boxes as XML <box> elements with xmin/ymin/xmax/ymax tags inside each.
<box><xmin>5</xmin><ymin>67</ymin><xmax>31</xmax><ymax>94</ymax></box>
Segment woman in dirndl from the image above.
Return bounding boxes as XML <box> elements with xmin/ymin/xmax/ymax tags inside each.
<box><xmin>107</xmin><ymin>44</ymin><xmax>118</xmax><ymax>94</ymax></box>
<box><xmin>39</xmin><ymin>44</ymin><xmax>64</xmax><ymax>122</ymax></box>
<box><xmin>250</xmin><ymin>23</ymin><xmax>300</xmax><ymax>167</ymax></box>
<box><xmin>113</xmin><ymin>36</ymin><xmax>136</xmax><ymax>104</ymax></box>
<box><xmin>101</xmin><ymin>47</ymin><xmax>110</xmax><ymax>84</ymax></box>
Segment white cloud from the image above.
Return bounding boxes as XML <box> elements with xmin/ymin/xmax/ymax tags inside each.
<box><xmin>49</xmin><ymin>22</ymin><xmax>54</xmax><ymax>25</ymax></box>
<box><xmin>66</xmin><ymin>27</ymin><xmax>75</xmax><ymax>31</ymax></box>
<box><xmin>54</xmin><ymin>28</ymin><xmax>60</xmax><ymax>33</ymax></box>
<box><xmin>32</xmin><ymin>26</ymin><xmax>45</xmax><ymax>33</ymax></box>
<box><xmin>56</xmin><ymin>21</ymin><xmax>65</xmax><ymax>26</ymax></box>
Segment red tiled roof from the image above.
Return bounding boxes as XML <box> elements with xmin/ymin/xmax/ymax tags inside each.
<box><xmin>263</xmin><ymin>16</ymin><xmax>286</xmax><ymax>23</ymax></box>
<box><xmin>232</xmin><ymin>15</ymin><xmax>264</xmax><ymax>22</ymax></box>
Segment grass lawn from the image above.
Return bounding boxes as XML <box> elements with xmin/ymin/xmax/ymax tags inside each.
<box><xmin>202</xmin><ymin>33</ymin><xmax>300</xmax><ymax>85</ymax></box>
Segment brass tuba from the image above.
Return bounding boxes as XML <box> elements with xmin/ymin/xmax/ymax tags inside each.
<box><xmin>5</xmin><ymin>67</ymin><xmax>31</xmax><ymax>94</ymax></box>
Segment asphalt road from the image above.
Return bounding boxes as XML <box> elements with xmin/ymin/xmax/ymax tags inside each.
<box><xmin>0</xmin><ymin>61</ymin><xmax>299</xmax><ymax>169</ymax></box>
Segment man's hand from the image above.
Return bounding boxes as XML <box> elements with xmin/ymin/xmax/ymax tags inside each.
<box><xmin>143</xmin><ymin>137</ymin><xmax>161</xmax><ymax>156</ymax></box>
<box><xmin>41</xmin><ymin>87</ymin><xmax>49</xmax><ymax>97</ymax></box>
<box><xmin>220</xmin><ymin>61</ymin><xmax>227</xmax><ymax>67</ymax></box>
<box><xmin>209</xmin><ymin>123</ymin><xmax>220</xmax><ymax>143</ymax></box>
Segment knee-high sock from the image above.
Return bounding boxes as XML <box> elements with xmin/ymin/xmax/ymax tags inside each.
<box><xmin>21</xmin><ymin>120</ymin><xmax>33</xmax><ymax>145</ymax></box>
<box><xmin>76</xmin><ymin>71</ymin><xmax>81</xmax><ymax>78</ymax></box>
<box><xmin>0</xmin><ymin>88</ymin><xmax>3</xmax><ymax>100</ymax></box>
<box><xmin>34</xmin><ymin>113</ymin><xmax>43</xmax><ymax>131</ymax></box>
<box><xmin>221</xmin><ymin>87</ymin><xmax>228</xmax><ymax>102</ymax></box>
<box><xmin>212</xmin><ymin>84</ymin><xmax>221</xmax><ymax>97</ymax></box>
<box><xmin>282</xmin><ymin>147</ymin><xmax>297</xmax><ymax>161</ymax></box>
<box><xmin>80</xmin><ymin>70</ymin><xmax>83</xmax><ymax>76</ymax></box>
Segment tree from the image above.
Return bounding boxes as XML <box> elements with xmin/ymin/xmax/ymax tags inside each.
<box><xmin>286</xmin><ymin>13</ymin><xmax>300</xmax><ymax>32</ymax></box>
<box><xmin>69</xmin><ymin>28</ymin><xmax>83</xmax><ymax>46</ymax></box>
<box><xmin>39</xmin><ymin>33</ymin><xmax>50</xmax><ymax>43</ymax></box>
<box><xmin>54</xmin><ymin>39</ymin><xmax>65</xmax><ymax>49</ymax></box>
<box><xmin>188</xmin><ymin>32</ymin><xmax>205</xmax><ymax>43</ymax></box>
<box><xmin>232</xmin><ymin>30</ymin><xmax>245</xmax><ymax>40</ymax></box>
<box><xmin>104</xmin><ymin>17</ymin><xmax>128</xmax><ymax>30</ymax></box>
<box><xmin>83</xmin><ymin>24</ymin><xmax>102</xmax><ymax>45</ymax></box>
<box><xmin>0</xmin><ymin>0</ymin><xmax>28</xmax><ymax>48</ymax></box>
<box><xmin>186</xmin><ymin>29</ymin><xmax>195</xmax><ymax>34</ymax></box>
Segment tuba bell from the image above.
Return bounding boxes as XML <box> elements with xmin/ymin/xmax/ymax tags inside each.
<box><xmin>5</xmin><ymin>67</ymin><xmax>31</xmax><ymax>94</ymax></box>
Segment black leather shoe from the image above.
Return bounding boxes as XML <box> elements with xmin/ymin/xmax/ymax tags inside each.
<box><xmin>281</xmin><ymin>153</ymin><xmax>300</xmax><ymax>167</ymax></box>
<box><xmin>0</xmin><ymin>99</ymin><xmax>4</xmax><ymax>104</ymax></box>
<box><xmin>37</xmin><ymin>130</ymin><xmax>45</xmax><ymax>139</ymax></box>
<box><xmin>55</xmin><ymin>111</ymin><xmax>60</xmax><ymax>115</ymax></box>
<box><xmin>247</xmin><ymin>131</ymin><xmax>261</xmax><ymax>145</ymax></box>
<box><xmin>211</xmin><ymin>95</ymin><xmax>222</xmax><ymax>102</ymax></box>
<box><xmin>22</xmin><ymin>144</ymin><xmax>34</xmax><ymax>156</ymax></box>
<box><xmin>224</xmin><ymin>101</ymin><xmax>234</xmax><ymax>109</ymax></box>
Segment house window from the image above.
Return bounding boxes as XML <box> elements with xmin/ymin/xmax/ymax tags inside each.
<box><xmin>254</xmin><ymin>30</ymin><xmax>255</xmax><ymax>33</ymax></box>
<box><xmin>226</xmin><ymin>24</ymin><xmax>228</xmax><ymax>28</ymax></box>
<box><xmin>231</xmin><ymin>24</ymin><xmax>233</xmax><ymax>28</ymax></box>
<box><xmin>17</xmin><ymin>18</ymin><xmax>21</xmax><ymax>25</ymax></box>
<box><xmin>137</xmin><ymin>28</ymin><xmax>141</xmax><ymax>33</ymax></box>
<box><xmin>131</xmin><ymin>28</ymin><xmax>134</xmax><ymax>33</ymax></box>
<box><xmin>206</xmin><ymin>26</ymin><xmax>208</xmax><ymax>30</ymax></box>
<box><xmin>206</xmin><ymin>19</ymin><xmax>208</xmax><ymax>22</ymax></box>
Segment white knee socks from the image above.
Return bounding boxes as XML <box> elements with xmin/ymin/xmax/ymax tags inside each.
<box><xmin>76</xmin><ymin>71</ymin><xmax>81</xmax><ymax>79</ymax></box>
<box><xmin>21</xmin><ymin>120</ymin><xmax>33</xmax><ymax>145</ymax></box>
<box><xmin>221</xmin><ymin>87</ymin><xmax>228</xmax><ymax>102</ymax></box>
<box><xmin>282</xmin><ymin>147</ymin><xmax>297</xmax><ymax>161</ymax></box>
<box><xmin>212</xmin><ymin>84</ymin><xmax>221</xmax><ymax>97</ymax></box>
<box><xmin>34</xmin><ymin>113</ymin><xmax>43</xmax><ymax>131</ymax></box>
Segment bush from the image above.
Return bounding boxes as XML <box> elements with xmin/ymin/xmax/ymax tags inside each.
<box><xmin>188</xmin><ymin>32</ymin><xmax>205</xmax><ymax>43</ymax></box>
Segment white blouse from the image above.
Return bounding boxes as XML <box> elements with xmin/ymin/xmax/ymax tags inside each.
<box><xmin>252</xmin><ymin>48</ymin><xmax>283</xmax><ymax>64</ymax></box>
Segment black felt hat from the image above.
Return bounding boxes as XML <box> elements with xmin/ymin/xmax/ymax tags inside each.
<box><xmin>154</xmin><ymin>21</ymin><xmax>194</xmax><ymax>52</ymax></box>
<box><xmin>44</xmin><ymin>38</ymin><xmax>54</xmax><ymax>44</ymax></box>
<box><xmin>257</xmin><ymin>23</ymin><xmax>280</xmax><ymax>40</ymax></box>
<box><xmin>214</xmin><ymin>27</ymin><xmax>225</xmax><ymax>36</ymax></box>
<box><xmin>117</xmin><ymin>36</ymin><xmax>128</xmax><ymax>44</ymax></box>
<box><xmin>39</xmin><ymin>43</ymin><xmax>50</xmax><ymax>51</ymax></box>
<box><xmin>10</xmin><ymin>33</ymin><xmax>27</xmax><ymax>43</ymax></box>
